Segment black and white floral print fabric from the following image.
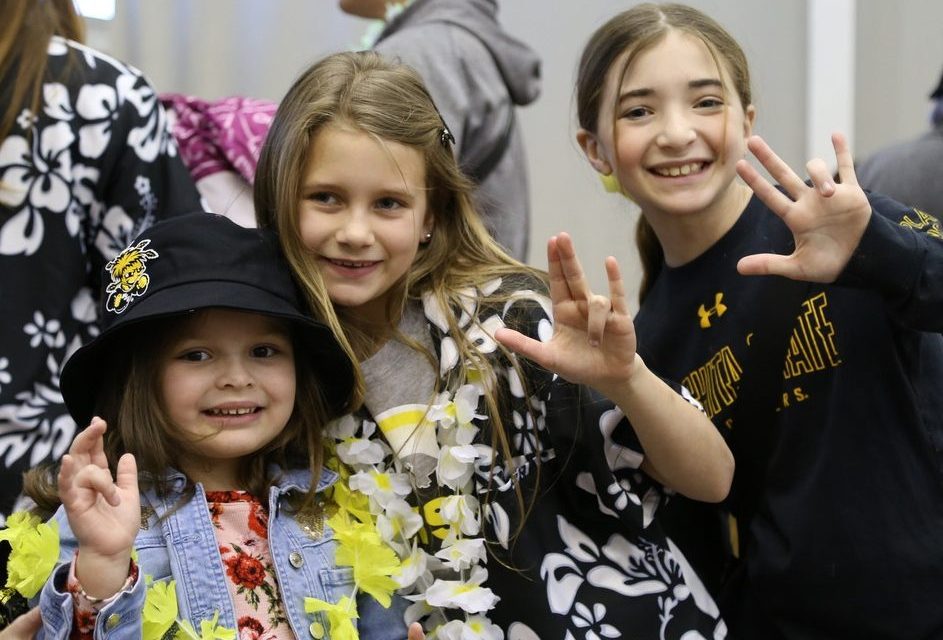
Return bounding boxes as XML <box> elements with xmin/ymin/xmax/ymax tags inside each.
<box><xmin>328</xmin><ymin>275</ymin><xmax>727</xmax><ymax>639</ymax></box>
<box><xmin>0</xmin><ymin>36</ymin><xmax>202</xmax><ymax>517</ymax></box>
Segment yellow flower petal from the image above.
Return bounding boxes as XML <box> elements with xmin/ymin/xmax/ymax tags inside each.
<box><xmin>142</xmin><ymin>578</ymin><xmax>178</xmax><ymax>640</ymax></box>
<box><xmin>305</xmin><ymin>596</ymin><xmax>359</xmax><ymax>640</ymax></box>
<box><xmin>3</xmin><ymin>514</ymin><xmax>59</xmax><ymax>598</ymax></box>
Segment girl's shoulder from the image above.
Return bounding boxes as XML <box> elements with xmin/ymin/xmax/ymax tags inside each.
<box><xmin>273</xmin><ymin>466</ymin><xmax>339</xmax><ymax>494</ymax></box>
<box><xmin>47</xmin><ymin>36</ymin><xmax>144</xmax><ymax>85</ymax></box>
<box><xmin>866</xmin><ymin>189</ymin><xmax>933</xmax><ymax>225</ymax></box>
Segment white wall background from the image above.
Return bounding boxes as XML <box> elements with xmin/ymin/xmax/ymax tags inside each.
<box><xmin>83</xmin><ymin>0</ymin><xmax>943</xmax><ymax>308</ymax></box>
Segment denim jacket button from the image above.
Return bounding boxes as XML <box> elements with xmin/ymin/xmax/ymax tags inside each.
<box><xmin>289</xmin><ymin>551</ymin><xmax>304</xmax><ymax>568</ymax></box>
<box><xmin>105</xmin><ymin>613</ymin><xmax>121</xmax><ymax>630</ymax></box>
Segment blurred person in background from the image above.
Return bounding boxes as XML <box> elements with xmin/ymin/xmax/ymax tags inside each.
<box><xmin>857</xmin><ymin>68</ymin><xmax>943</xmax><ymax>216</ymax></box>
<box><xmin>341</xmin><ymin>0</ymin><xmax>541</xmax><ymax>261</ymax></box>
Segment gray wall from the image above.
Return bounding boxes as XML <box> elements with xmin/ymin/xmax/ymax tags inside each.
<box><xmin>84</xmin><ymin>1</ymin><xmax>941</xmax><ymax>307</ymax></box>
<box><xmin>855</xmin><ymin>0</ymin><xmax>943</xmax><ymax>159</ymax></box>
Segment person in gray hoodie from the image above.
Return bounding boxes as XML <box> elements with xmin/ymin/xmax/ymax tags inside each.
<box><xmin>340</xmin><ymin>0</ymin><xmax>541</xmax><ymax>261</ymax></box>
<box><xmin>856</xmin><ymin>68</ymin><xmax>943</xmax><ymax>216</ymax></box>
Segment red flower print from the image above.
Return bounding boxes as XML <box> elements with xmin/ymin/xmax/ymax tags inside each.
<box><xmin>74</xmin><ymin>609</ymin><xmax>96</xmax><ymax>638</ymax></box>
<box><xmin>207</xmin><ymin>490</ymin><xmax>253</xmax><ymax>504</ymax></box>
<box><xmin>248</xmin><ymin>501</ymin><xmax>268</xmax><ymax>539</ymax></box>
<box><xmin>208</xmin><ymin>501</ymin><xmax>224</xmax><ymax>525</ymax></box>
<box><xmin>238</xmin><ymin>616</ymin><xmax>265</xmax><ymax>640</ymax></box>
<box><xmin>225</xmin><ymin>552</ymin><xmax>267</xmax><ymax>590</ymax></box>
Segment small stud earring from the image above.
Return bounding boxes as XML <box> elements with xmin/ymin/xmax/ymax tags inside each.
<box><xmin>422</xmin><ymin>231</ymin><xmax>433</xmax><ymax>243</ymax></box>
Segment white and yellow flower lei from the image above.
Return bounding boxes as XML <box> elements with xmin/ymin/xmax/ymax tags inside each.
<box><xmin>323</xmin><ymin>382</ymin><xmax>504</xmax><ymax>640</ymax></box>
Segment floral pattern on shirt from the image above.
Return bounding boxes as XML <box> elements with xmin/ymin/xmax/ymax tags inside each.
<box><xmin>206</xmin><ymin>491</ymin><xmax>289</xmax><ymax>638</ymax></box>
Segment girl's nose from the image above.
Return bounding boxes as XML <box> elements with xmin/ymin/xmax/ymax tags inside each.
<box><xmin>336</xmin><ymin>209</ymin><xmax>375</xmax><ymax>247</ymax></box>
<box><xmin>218</xmin><ymin>357</ymin><xmax>254</xmax><ymax>388</ymax></box>
<box><xmin>656</xmin><ymin>110</ymin><xmax>697</xmax><ymax>148</ymax></box>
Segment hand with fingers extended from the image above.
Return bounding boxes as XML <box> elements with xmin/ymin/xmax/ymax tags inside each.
<box><xmin>495</xmin><ymin>233</ymin><xmax>734</xmax><ymax>502</ymax></box>
<box><xmin>59</xmin><ymin>417</ymin><xmax>139</xmax><ymax>600</ymax></box>
<box><xmin>736</xmin><ymin>133</ymin><xmax>872</xmax><ymax>283</ymax></box>
<box><xmin>494</xmin><ymin>232</ymin><xmax>638</xmax><ymax>399</ymax></box>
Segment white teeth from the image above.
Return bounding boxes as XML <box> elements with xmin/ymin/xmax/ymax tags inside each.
<box><xmin>333</xmin><ymin>259</ymin><xmax>372</xmax><ymax>268</ymax></box>
<box><xmin>654</xmin><ymin>162</ymin><xmax>703</xmax><ymax>177</ymax></box>
<box><xmin>207</xmin><ymin>407</ymin><xmax>255</xmax><ymax>416</ymax></box>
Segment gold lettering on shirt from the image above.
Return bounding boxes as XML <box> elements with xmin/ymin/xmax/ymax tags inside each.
<box><xmin>784</xmin><ymin>292</ymin><xmax>840</xmax><ymax>379</ymax></box>
<box><xmin>900</xmin><ymin>209</ymin><xmax>942</xmax><ymax>239</ymax></box>
<box><xmin>682</xmin><ymin>346</ymin><xmax>743</xmax><ymax>419</ymax></box>
<box><xmin>682</xmin><ymin>292</ymin><xmax>840</xmax><ymax>420</ymax></box>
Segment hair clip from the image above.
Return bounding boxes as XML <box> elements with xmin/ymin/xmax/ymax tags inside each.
<box><xmin>440</xmin><ymin>127</ymin><xmax>455</xmax><ymax>147</ymax></box>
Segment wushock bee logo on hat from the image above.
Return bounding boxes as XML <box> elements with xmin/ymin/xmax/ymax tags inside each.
<box><xmin>105</xmin><ymin>239</ymin><xmax>159</xmax><ymax>314</ymax></box>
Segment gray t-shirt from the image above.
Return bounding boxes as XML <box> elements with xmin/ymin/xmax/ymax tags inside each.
<box><xmin>360</xmin><ymin>303</ymin><xmax>440</xmax><ymax>484</ymax></box>
<box><xmin>360</xmin><ymin>302</ymin><xmax>437</xmax><ymax>416</ymax></box>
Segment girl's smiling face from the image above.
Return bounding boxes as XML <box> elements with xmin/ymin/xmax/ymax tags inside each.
<box><xmin>580</xmin><ymin>30</ymin><xmax>756</xmax><ymax>227</ymax></box>
<box><xmin>160</xmin><ymin>309</ymin><xmax>296</xmax><ymax>490</ymax></box>
<box><xmin>298</xmin><ymin>125</ymin><xmax>432</xmax><ymax>326</ymax></box>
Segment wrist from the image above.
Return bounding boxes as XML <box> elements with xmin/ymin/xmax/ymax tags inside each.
<box><xmin>74</xmin><ymin>547</ymin><xmax>134</xmax><ymax>600</ymax></box>
<box><xmin>598</xmin><ymin>354</ymin><xmax>649</xmax><ymax>405</ymax></box>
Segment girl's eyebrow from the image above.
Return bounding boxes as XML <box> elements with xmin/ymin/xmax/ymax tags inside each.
<box><xmin>618</xmin><ymin>78</ymin><xmax>724</xmax><ymax>102</ymax></box>
<box><xmin>689</xmin><ymin>78</ymin><xmax>724</xmax><ymax>90</ymax></box>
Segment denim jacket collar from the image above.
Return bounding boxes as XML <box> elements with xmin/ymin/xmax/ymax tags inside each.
<box><xmin>140</xmin><ymin>465</ymin><xmax>339</xmax><ymax>503</ymax></box>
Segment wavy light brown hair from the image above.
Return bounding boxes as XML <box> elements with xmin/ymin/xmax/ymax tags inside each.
<box><xmin>255</xmin><ymin>51</ymin><xmax>548</xmax><ymax>541</ymax></box>
<box><xmin>25</xmin><ymin>312</ymin><xmax>335</xmax><ymax>515</ymax></box>
<box><xmin>0</xmin><ymin>0</ymin><xmax>85</xmax><ymax>143</ymax></box>
<box><xmin>576</xmin><ymin>3</ymin><xmax>752</xmax><ymax>301</ymax></box>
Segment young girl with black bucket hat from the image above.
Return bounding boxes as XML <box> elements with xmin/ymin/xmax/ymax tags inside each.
<box><xmin>4</xmin><ymin>213</ymin><xmax>408</xmax><ymax>639</ymax></box>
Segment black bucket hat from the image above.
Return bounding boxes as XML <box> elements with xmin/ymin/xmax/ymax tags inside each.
<box><xmin>60</xmin><ymin>212</ymin><xmax>354</xmax><ymax>427</ymax></box>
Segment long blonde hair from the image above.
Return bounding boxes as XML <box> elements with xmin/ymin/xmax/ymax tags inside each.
<box><xmin>255</xmin><ymin>51</ymin><xmax>548</xmax><ymax>538</ymax></box>
<box><xmin>0</xmin><ymin>0</ymin><xmax>85</xmax><ymax>143</ymax></box>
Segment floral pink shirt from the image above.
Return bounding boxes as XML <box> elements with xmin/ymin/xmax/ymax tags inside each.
<box><xmin>207</xmin><ymin>490</ymin><xmax>293</xmax><ymax>640</ymax></box>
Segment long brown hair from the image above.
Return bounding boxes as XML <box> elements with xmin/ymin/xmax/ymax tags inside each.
<box><xmin>0</xmin><ymin>0</ymin><xmax>85</xmax><ymax>143</ymax></box>
<box><xmin>255</xmin><ymin>51</ymin><xmax>548</xmax><ymax>539</ymax></box>
<box><xmin>25</xmin><ymin>312</ymin><xmax>333</xmax><ymax>514</ymax></box>
<box><xmin>575</xmin><ymin>3</ymin><xmax>752</xmax><ymax>302</ymax></box>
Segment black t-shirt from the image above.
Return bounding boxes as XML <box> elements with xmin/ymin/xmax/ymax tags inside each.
<box><xmin>635</xmin><ymin>193</ymin><xmax>943</xmax><ymax>638</ymax></box>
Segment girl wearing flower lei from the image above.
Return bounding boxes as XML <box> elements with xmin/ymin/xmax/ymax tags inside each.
<box><xmin>256</xmin><ymin>51</ymin><xmax>735</xmax><ymax>639</ymax></box>
<box><xmin>15</xmin><ymin>213</ymin><xmax>408</xmax><ymax>639</ymax></box>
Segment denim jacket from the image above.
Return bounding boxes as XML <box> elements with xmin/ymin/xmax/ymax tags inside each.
<box><xmin>38</xmin><ymin>467</ymin><xmax>407</xmax><ymax>639</ymax></box>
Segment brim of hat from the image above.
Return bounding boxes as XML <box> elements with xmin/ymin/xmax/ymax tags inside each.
<box><xmin>60</xmin><ymin>281</ymin><xmax>354</xmax><ymax>428</ymax></box>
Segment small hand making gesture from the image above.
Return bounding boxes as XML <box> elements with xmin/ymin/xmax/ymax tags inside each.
<box><xmin>495</xmin><ymin>233</ymin><xmax>733</xmax><ymax>502</ymax></box>
<box><xmin>59</xmin><ymin>417</ymin><xmax>139</xmax><ymax>600</ymax></box>
<box><xmin>494</xmin><ymin>232</ymin><xmax>638</xmax><ymax>400</ymax></box>
<box><xmin>736</xmin><ymin>133</ymin><xmax>872</xmax><ymax>283</ymax></box>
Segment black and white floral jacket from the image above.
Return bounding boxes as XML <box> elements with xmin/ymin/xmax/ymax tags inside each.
<box><xmin>0</xmin><ymin>36</ymin><xmax>202</xmax><ymax>517</ymax></box>
<box><xmin>327</xmin><ymin>274</ymin><xmax>727</xmax><ymax>640</ymax></box>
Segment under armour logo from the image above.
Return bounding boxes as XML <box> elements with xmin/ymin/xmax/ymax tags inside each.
<box><xmin>698</xmin><ymin>293</ymin><xmax>727</xmax><ymax>328</ymax></box>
